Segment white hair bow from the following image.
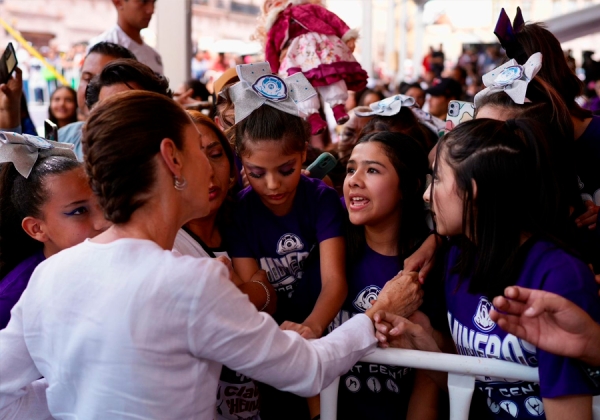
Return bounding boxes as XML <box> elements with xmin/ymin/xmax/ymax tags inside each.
<box><xmin>227</xmin><ymin>62</ymin><xmax>318</xmax><ymax>123</ymax></box>
<box><xmin>474</xmin><ymin>52</ymin><xmax>542</xmax><ymax>108</ymax></box>
<box><xmin>354</xmin><ymin>94</ymin><xmax>416</xmax><ymax>117</ymax></box>
<box><xmin>0</xmin><ymin>132</ymin><xmax>76</xmax><ymax>178</ymax></box>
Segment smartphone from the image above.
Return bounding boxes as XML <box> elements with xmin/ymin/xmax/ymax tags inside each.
<box><xmin>445</xmin><ymin>100</ymin><xmax>475</xmax><ymax>131</ymax></box>
<box><xmin>44</xmin><ymin>119</ymin><xmax>58</xmax><ymax>141</ymax></box>
<box><xmin>306</xmin><ymin>152</ymin><xmax>337</xmax><ymax>180</ymax></box>
<box><xmin>0</xmin><ymin>43</ymin><xmax>18</xmax><ymax>85</ymax></box>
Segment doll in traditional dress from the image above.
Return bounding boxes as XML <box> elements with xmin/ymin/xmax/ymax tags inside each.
<box><xmin>257</xmin><ymin>0</ymin><xmax>369</xmax><ymax>135</ymax></box>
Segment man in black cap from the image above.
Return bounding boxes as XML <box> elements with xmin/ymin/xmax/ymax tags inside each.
<box><xmin>425</xmin><ymin>77</ymin><xmax>462</xmax><ymax>120</ymax></box>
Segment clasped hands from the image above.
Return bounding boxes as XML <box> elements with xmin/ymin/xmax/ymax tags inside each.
<box><xmin>366</xmin><ymin>271</ymin><xmax>441</xmax><ymax>353</ymax></box>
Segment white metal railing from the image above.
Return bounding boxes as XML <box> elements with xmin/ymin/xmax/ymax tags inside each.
<box><xmin>320</xmin><ymin>348</ymin><xmax>600</xmax><ymax>420</ymax></box>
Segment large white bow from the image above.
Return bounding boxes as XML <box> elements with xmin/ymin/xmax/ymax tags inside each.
<box><xmin>354</xmin><ymin>95</ymin><xmax>416</xmax><ymax>117</ymax></box>
<box><xmin>227</xmin><ymin>62</ymin><xmax>318</xmax><ymax>123</ymax></box>
<box><xmin>474</xmin><ymin>52</ymin><xmax>542</xmax><ymax>108</ymax></box>
<box><xmin>0</xmin><ymin>132</ymin><xmax>76</xmax><ymax>178</ymax></box>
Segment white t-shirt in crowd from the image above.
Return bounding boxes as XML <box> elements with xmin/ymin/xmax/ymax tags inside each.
<box><xmin>174</xmin><ymin>228</ymin><xmax>229</xmax><ymax>259</ymax></box>
<box><xmin>88</xmin><ymin>25</ymin><xmax>163</xmax><ymax>74</ymax></box>
<box><xmin>0</xmin><ymin>238</ymin><xmax>376</xmax><ymax>419</ymax></box>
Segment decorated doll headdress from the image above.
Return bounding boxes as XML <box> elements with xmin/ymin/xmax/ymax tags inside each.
<box><xmin>354</xmin><ymin>95</ymin><xmax>416</xmax><ymax>117</ymax></box>
<box><xmin>494</xmin><ymin>7</ymin><xmax>527</xmax><ymax>64</ymax></box>
<box><xmin>0</xmin><ymin>131</ymin><xmax>76</xmax><ymax>178</ymax></box>
<box><xmin>474</xmin><ymin>52</ymin><xmax>542</xmax><ymax>108</ymax></box>
<box><xmin>226</xmin><ymin>62</ymin><xmax>317</xmax><ymax>123</ymax></box>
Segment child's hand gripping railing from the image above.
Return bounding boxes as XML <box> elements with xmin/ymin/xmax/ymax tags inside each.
<box><xmin>320</xmin><ymin>348</ymin><xmax>600</xmax><ymax>420</ymax></box>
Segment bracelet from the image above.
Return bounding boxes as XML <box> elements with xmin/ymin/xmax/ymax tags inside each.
<box><xmin>251</xmin><ymin>280</ymin><xmax>270</xmax><ymax>312</ymax></box>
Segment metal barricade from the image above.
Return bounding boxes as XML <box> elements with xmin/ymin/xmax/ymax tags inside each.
<box><xmin>320</xmin><ymin>348</ymin><xmax>600</xmax><ymax>420</ymax></box>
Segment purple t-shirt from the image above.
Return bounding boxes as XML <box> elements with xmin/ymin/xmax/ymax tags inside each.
<box><xmin>0</xmin><ymin>251</ymin><xmax>45</xmax><ymax>329</ymax></box>
<box><xmin>445</xmin><ymin>239</ymin><xmax>600</xmax><ymax>419</ymax></box>
<box><xmin>228</xmin><ymin>176</ymin><xmax>344</xmax><ymax>324</ymax></box>
<box><xmin>331</xmin><ymin>244</ymin><xmax>414</xmax><ymax>420</ymax></box>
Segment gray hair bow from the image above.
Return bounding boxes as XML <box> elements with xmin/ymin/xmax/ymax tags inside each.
<box><xmin>227</xmin><ymin>62</ymin><xmax>318</xmax><ymax>123</ymax></box>
<box><xmin>354</xmin><ymin>94</ymin><xmax>416</xmax><ymax>117</ymax></box>
<box><xmin>0</xmin><ymin>131</ymin><xmax>76</xmax><ymax>178</ymax></box>
<box><xmin>474</xmin><ymin>52</ymin><xmax>542</xmax><ymax>108</ymax></box>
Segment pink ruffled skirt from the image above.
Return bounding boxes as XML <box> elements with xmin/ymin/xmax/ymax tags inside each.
<box><xmin>279</xmin><ymin>32</ymin><xmax>368</xmax><ymax>91</ymax></box>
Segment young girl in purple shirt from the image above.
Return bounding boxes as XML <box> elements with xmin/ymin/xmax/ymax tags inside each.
<box><xmin>224</xmin><ymin>63</ymin><xmax>347</xmax><ymax>420</ymax></box>
<box><xmin>0</xmin><ymin>139</ymin><xmax>108</xmax><ymax>330</ymax></box>
<box><xmin>332</xmin><ymin>131</ymin><xmax>437</xmax><ymax>419</ymax></box>
<box><xmin>422</xmin><ymin>118</ymin><xmax>600</xmax><ymax>419</ymax></box>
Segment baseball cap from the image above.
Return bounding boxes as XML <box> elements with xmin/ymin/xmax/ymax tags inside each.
<box><xmin>425</xmin><ymin>78</ymin><xmax>462</xmax><ymax>98</ymax></box>
<box><xmin>213</xmin><ymin>67</ymin><xmax>239</xmax><ymax>95</ymax></box>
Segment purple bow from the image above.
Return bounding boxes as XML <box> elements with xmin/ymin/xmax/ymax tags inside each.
<box><xmin>494</xmin><ymin>7</ymin><xmax>527</xmax><ymax>64</ymax></box>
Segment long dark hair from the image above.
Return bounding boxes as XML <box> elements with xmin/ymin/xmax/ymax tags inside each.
<box><xmin>515</xmin><ymin>22</ymin><xmax>592</xmax><ymax>120</ymax></box>
<box><xmin>434</xmin><ymin>118</ymin><xmax>561</xmax><ymax>297</ymax></box>
<box><xmin>475</xmin><ymin>76</ymin><xmax>579</xmax><ymax>219</ymax></box>
<box><xmin>346</xmin><ymin>131</ymin><xmax>429</xmax><ymax>263</ymax></box>
<box><xmin>0</xmin><ymin>156</ymin><xmax>81</xmax><ymax>279</ymax></box>
<box><xmin>48</xmin><ymin>86</ymin><xmax>79</xmax><ymax>127</ymax></box>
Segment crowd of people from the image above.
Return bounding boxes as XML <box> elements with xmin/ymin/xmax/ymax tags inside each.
<box><xmin>0</xmin><ymin>0</ymin><xmax>599</xmax><ymax>420</ymax></box>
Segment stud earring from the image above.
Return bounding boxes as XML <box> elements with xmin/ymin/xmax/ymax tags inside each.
<box><xmin>174</xmin><ymin>176</ymin><xmax>187</xmax><ymax>191</ymax></box>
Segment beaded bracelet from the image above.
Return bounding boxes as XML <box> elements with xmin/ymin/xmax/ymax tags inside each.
<box><xmin>251</xmin><ymin>280</ymin><xmax>271</xmax><ymax>312</ymax></box>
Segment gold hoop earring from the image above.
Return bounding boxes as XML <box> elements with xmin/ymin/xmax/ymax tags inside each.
<box><xmin>174</xmin><ymin>176</ymin><xmax>187</xmax><ymax>191</ymax></box>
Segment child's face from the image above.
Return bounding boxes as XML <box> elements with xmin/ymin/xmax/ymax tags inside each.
<box><xmin>424</xmin><ymin>153</ymin><xmax>464</xmax><ymax>236</ymax></box>
<box><xmin>241</xmin><ymin>140</ymin><xmax>306</xmax><ymax>216</ymax></box>
<box><xmin>344</xmin><ymin>142</ymin><xmax>401</xmax><ymax>228</ymax></box>
<box><xmin>35</xmin><ymin>167</ymin><xmax>109</xmax><ymax>256</ymax></box>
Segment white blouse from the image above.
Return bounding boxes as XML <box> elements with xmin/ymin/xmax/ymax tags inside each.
<box><xmin>0</xmin><ymin>238</ymin><xmax>376</xmax><ymax>419</ymax></box>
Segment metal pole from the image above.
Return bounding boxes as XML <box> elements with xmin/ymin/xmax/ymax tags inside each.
<box><xmin>385</xmin><ymin>0</ymin><xmax>396</xmax><ymax>78</ymax></box>
<box><xmin>361</xmin><ymin>0</ymin><xmax>373</xmax><ymax>78</ymax></box>
<box><xmin>398</xmin><ymin>0</ymin><xmax>408</xmax><ymax>82</ymax></box>
<box><xmin>156</xmin><ymin>0</ymin><xmax>191</xmax><ymax>88</ymax></box>
<box><xmin>413</xmin><ymin>2</ymin><xmax>425</xmax><ymax>79</ymax></box>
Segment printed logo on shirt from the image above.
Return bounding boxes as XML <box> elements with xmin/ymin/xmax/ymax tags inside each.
<box><xmin>276</xmin><ymin>233</ymin><xmax>304</xmax><ymax>255</ymax></box>
<box><xmin>473</xmin><ymin>296</ymin><xmax>496</xmax><ymax>332</ymax></box>
<box><xmin>260</xmin><ymin>233</ymin><xmax>308</xmax><ymax>297</ymax></box>
<box><xmin>345</xmin><ymin>375</ymin><xmax>361</xmax><ymax>393</ymax></box>
<box><xmin>216</xmin><ymin>369</ymin><xmax>260</xmax><ymax>420</ymax></box>
<box><xmin>499</xmin><ymin>400</ymin><xmax>519</xmax><ymax>417</ymax></box>
<box><xmin>524</xmin><ymin>396</ymin><xmax>544</xmax><ymax>416</ymax></box>
<box><xmin>366</xmin><ymin>376</ymin><xmax>382</xmax><ymax>393</ymax></box>
<box><xmin>448</xmin><ymin>311</ymin><xmax>537</xmax><ymax>365</ymax></box>
<box><xmin>352</xmin><ymin>285</ymin><xmax>382</xmax><ymax>312</ymax></box>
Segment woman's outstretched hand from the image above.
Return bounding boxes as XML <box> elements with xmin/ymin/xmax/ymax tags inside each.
<box><xmin>373</xmin><ymin>310</ymin><xmax>440</xmax><ymax>352</ymax></box>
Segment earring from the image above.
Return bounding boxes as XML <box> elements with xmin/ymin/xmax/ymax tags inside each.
<box><xmin>174</xmin><ymin>176</ymin><xmax>187</xmax><ymax>191</ymax></box>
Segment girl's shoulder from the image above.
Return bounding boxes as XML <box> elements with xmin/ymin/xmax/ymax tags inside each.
<box><xmin>0</xmin><ymin>250</ymin><xmax>45</xmax><ymax>293</ymax></box>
